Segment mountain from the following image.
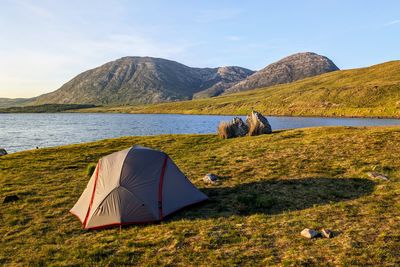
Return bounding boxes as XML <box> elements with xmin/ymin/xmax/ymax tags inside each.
<box><xmin>0</xmin><ymin>53</ymin><xmax>339</xmax><ymax>107</ymax></box>
<box><xmin>31</xmin><ymin>57</ymin><xmax>253</xmax><ymax>106</ymax></box>
<box><xmin>222</xmin><ymin>52</ymin><xmax>339</xmax><ymax>95</ymax></box>
<box><xmin>192</xmin><ymin>67</ymin><xmax>254</xmax><ymax>99</ymax></box>
<box><xmin>109</xmin><ymin>60</ymin><xmax>400</xmax><ymax>118</ymax></box>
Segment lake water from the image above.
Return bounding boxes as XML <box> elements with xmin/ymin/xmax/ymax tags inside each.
<box><xmin>1</xmin><ymin>113</ymin><xmax>400</xmax><ymax>153</ymax></box>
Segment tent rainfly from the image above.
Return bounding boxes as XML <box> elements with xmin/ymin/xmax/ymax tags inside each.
<box><xmin>70</xmin><ymin>146</ymin><xmax>208</xmax><ymax>229</ymax></box>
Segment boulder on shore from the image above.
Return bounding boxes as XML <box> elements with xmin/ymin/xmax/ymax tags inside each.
<box><xmin>0</xmin><ymin>148</ymin><xmax>7</xmax><ymax>156</ymax></box>
<box><xmin>246</xmin><ymin>111</ymin><xmax>272</xmax><ymax>136</ymax></box>
<box><xmin>217</xmin><ymin>117</ymin><xmax>249</xmax><ymax>139</ymax></box>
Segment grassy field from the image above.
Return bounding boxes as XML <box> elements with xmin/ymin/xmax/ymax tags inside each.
<box><xmin>0</xmin><ymin>104</ymin><xmax>96</xmax><ymax>113</ymax></box>
<box><xmin>78</xmin><ymin>61</ymin><xmax>400</xmax><ymax>118</ymax></box>
<box><xmin>1</xmin><ymin>126</ymin><xmax>400</xmax><ymax>266</ymax></box>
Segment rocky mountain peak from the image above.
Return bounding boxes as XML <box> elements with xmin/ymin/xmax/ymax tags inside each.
<box><xmin>223</xmin><ymin>52</ymin><xmax>339</xmax><ymax>95</ymax></box>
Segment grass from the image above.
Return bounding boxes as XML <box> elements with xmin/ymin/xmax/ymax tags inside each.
<box><xmin>78</xmin><ymin>61</ymin><xmax>400</xmax><ymax>118</ymax></box>
<box><xmin>1</xmin><ymin>126</ymin><xmax>400</xmax><ymax>266</ymax></box>
<box><xmin>0</xmin><ymin>104</ymin><xmax>96</xmax><ymax>113</ymax></box>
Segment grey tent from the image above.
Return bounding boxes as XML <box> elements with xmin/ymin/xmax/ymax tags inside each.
<box><xmin>70</xmin><ymin>146</ymin><xmax>208</xmax><ymax>229</ymax></box>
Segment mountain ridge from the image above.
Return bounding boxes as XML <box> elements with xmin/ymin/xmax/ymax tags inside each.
<box><xmin>222</xmin><ymin>52</ymin><xmax>339</xmax><ymax>95</ymax></box>
<box><xmin>31</xmin><ymin>56</ymin><xmax>254</xmax><ymax>106</ymax></box>
<box><xmin>0</xmin><ymin>52</ymin><xmax>339</xmax><ymax>107</ymax></box>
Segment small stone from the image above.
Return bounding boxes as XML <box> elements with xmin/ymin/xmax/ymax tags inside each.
<box><xmin>321</xmin><ymin>229</ymin><xmax>333</xmax><ymax>238</ymax></box>
<box><xmin>367</xmin><ymin>172</ymin><xmax>389</xmax><ymax>181</ymax></box>
<box><xmin>203</xmin><ymin>173</ymin><xmax>218</xmax><ymax>184</ymax></box>
<box><xmin>301</xmin><ymin>228</ymin><xmax>320</xmax><ymax>239</ymax></box>
<box><xmin>0</xmin><ymin>148</ymin><xmax>7</xmax><ymax>156</ymax></box>
<box><xmin>3</xmin><ymin>195</ymin><xmax>19</xmax><ymax>204</ymax></box>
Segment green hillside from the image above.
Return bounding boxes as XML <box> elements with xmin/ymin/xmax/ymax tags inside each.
<box><xmin>1</xmin><ymin>126</ymin><xmax>399</xmax><ymax>266</ymax></box>
<box><xmin>83</xmin><ymin>61</ymin><xmax>400</xmax><ymax>117</ymax></box>
<box><xmin>0</xmin><ymin>104</ymin><xmax>96</xmax><ymax>113</ymax></box>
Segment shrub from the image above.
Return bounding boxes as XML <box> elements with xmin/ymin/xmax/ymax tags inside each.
<box><xmin>217</xmin><ymin>117</ymin><xmax>248</xmax><ymax>139</ymax></box>
<box><xmin>217</xmin><ymin>121</ymin><xmax>234</xmax><ymax>139</ymax></box>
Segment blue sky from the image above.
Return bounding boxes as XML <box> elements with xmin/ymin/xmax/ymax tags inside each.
<box><xmin>0</xmin><ymin>0</ymin><xmax>399</xmax><ymax>98</ymax></box>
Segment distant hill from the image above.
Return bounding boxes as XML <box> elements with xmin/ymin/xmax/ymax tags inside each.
<box><xmin>99</xmin><ymin>60</ymin><xmax>400</xmax><ymax>118</ymax></box>
<box><xmin>0</xmin><ymin>104</ymin><xmax>96</xmax><ymax>113</ymax></box>
<box><xmin>30</xmin><ymin>57</ymin><xmax>253</xmax><ymax>106</ymax></box>
<box><xmin>223</xmin><ymin>52</ymin><xmax>339</xmax><ymax>95</ymax></box>
<box><xmin>0</xmin><ymin>98</ymin><xmax>31</xmax><ymax>108</ymax></box>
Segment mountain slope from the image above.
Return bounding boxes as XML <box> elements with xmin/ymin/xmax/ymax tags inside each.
<box><xmin>92</xmin><ymin>60</ymin><xmax>400</xmax><ymax>118</ymax></box>
<box><xmin>192</xmin><ymin>67</ymin><xmax>254</xmax><ymax>99</ymax></box>
<box><xmin>31</xmin><ymin>57</ymin><xmax>253</xmax><ymax>105</ymax></box>
<box><xmin>223</xmin><ymin>52</ymin><xmax>339</xmax><ymax>95</ymax></box>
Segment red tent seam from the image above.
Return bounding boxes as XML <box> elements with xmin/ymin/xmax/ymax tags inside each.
<box><xmin>82</xmin><ymin>159</ymin><xmax>101</xmax><ymax>228</ymax></box>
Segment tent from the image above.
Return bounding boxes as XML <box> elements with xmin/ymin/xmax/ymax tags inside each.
<box><xmin>70</xmin><ymin>146</ymin><xmax>208</xmax><ymax>229</ymax></box>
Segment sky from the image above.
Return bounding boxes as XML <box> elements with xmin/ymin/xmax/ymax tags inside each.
<box><xmin>0</xmin><ymin>0</ymin><xmax>399</xmax><ymax>98</ymax></box>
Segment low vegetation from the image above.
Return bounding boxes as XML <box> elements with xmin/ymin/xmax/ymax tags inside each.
<box><xmin>78</xmin><ymin>61</ymin><xmax>400</xmax><ymax>118</ymax></box>
<box><xmin>217</xmin><ymin>121</ymin><xmax>233</xmax><ymax>139</ymax></box>
<box><xmin>1</xmin><ymin>126</ymin><xmax>400</xmax><ymax>265</ymax></box>
<box><xmin>0</xmin><ymin>104</ymin><xmax>96</xmax><ymax>113</ymax></box>
<box><xmin>217</xmin><ymin>118</ymin><xmax>248</xmax><ymax>139</ymax></box>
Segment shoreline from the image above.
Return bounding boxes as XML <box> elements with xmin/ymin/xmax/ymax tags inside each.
<box><xmin>0</xmin><ymin>109</ymin><xmax>395</xmax><ymax>119</ymax></box>
<box><xmin>4</xmin><ymin>124</ymin><xmax>400</xmax><ymax>155</ymax></box>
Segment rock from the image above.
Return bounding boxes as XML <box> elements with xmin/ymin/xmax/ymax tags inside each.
<box><xmin>3</xmin><ymin>195</ymin><xmax>19</xmax><ymax>204</ymax></box>
<box><xmin>0</xmin><ymin>148</ymin><xmax>7</xmax><ymax>156</ymax></box>
<box><xmin>203</xmin><ymin>173</ymin><xmax>219</xmax><ymax>184</ymax></box>
<box><xmin>232</xmin><ymin>117</ymin><xmax>249</xmax><ymax>137</ymax></box>
<box><xmin>217</xmin><ymin>117</ymin><xmax>249</xmax><ymax>139</ymax></box>
<box><xmin>367</xmin><ymin>172</ymin><xmax>389</xmax><ymax>181</ymax></box>
<box><xmin>246</xmin><ymin>111</ymin><xmax>272</xmax><ymax>136</ymax></box>
<box><xmin>301</xmin><ymin>228</ymin><xmax>320</xmax><ymax>239</ymax></box>
<box><xmin>321</xmin><ymin>229</ymin><xmax>333</xmax><ymax>238</ymax></box>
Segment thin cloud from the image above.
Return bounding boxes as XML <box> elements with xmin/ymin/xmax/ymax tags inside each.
<box><xmin>226</xmin><ymin>35</ymin><xmax>241</xmax><ymax>42</ymax></box>
<box><xmin>14</xmin><ymin>0</ymin><xmax>54</xmax><ymax>19</ymax></box>
<box><xmin>385</xmin><ymin>20</ymin><xmax>400</xmax><ymax>26</ymax></box>
<box><xmin>195</xmin><ymin>8</ymin><xmax>241</xmax><ymax>23</ymax></box>
<box><xmin>0</xmin><ymin>31</ymin><xmax>205</xmax><ymax>98</ymax></box>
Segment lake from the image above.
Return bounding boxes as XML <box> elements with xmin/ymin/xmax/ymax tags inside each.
<box><xmin>1</xmin><ymin>113</ymin><xmax>400</xmax><ymax>153</ymax></box>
